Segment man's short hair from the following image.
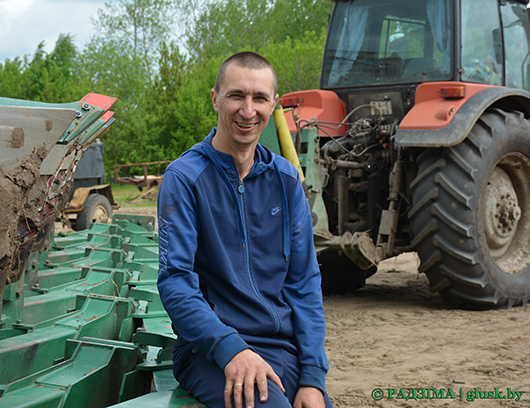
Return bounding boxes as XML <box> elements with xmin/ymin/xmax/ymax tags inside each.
<box><xmin>214</xmin><ymin>51</ymin><xmax>278</xmax><ymax>95</ymax></box>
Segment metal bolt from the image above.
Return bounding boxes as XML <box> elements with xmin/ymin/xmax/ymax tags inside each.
<box><xmin>75</xmin><ymin>111</ymin><xmax>82</xmax><ymax>119</ymax></box>
<box><xmin>81</xmin><ymin>103</ymin><xmax>90</xmax><ymax>111</ymax></box>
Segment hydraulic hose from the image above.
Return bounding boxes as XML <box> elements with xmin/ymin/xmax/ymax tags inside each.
<box><xmin>273</xmin><ymin>107</ymin><xmax>305</xmax><ymax>183</ymax></box>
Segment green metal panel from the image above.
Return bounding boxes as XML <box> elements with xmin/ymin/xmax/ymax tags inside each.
<box><xmin>259</xmin><ymin>108</ymin><xmax>282</xmax><ymax>155</ymax></box>
<box><xmin>1</xmin><ymin>339</ymin><xmax>142</xmax><ymax>408</ymax></box>
<box><xmin>0</xmin><ymin>385</ymin><xmax>65</xmax><ymax>408</ymax></box>
<box><xmin>109</xmin><ymin>388</ymin><xmax>207</xmax><ymax>408</ymax></box>
<box><xmin>0</xmin><ymin>216</ymin><xmax>206</xmax><ymax>408</ymax></box>
<box><xmin>298</xmin><ymin>127</ymin><xmax>330</xmax><ymax>233</ymax></box>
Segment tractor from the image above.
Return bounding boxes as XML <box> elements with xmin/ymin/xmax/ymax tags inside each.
<box><xmin>266</xmin><ymin>0</ymin><xmax>530</xmax><ymax>309</ymax></box>
<box><xmin>62</xmin><ymin>141</ymin><xmax>117</xmax><ymax>231</ymax></box>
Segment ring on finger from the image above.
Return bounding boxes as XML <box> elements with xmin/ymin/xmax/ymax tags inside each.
<box><xmin>234</xmin><ymin>383</ymin><xmax>243</xmax><ymax>387</ymax></box>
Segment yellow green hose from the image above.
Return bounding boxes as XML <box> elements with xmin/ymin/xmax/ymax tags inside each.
<box><xmin>273</xmin><ymin>108</ymin><xmax>305</xmax><ymax>182</ymax></box>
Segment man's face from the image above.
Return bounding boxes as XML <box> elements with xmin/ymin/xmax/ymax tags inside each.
<box><xmin>211</xmin><ymin>64</ymin><xmax>279</xmax><ymax>151</ymax></box>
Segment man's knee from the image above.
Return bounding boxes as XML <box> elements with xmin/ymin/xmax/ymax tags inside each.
<box><xmin>251</xmin><ymin>379</ymin><xmax>292</xmax><ymax>408</ymax></box>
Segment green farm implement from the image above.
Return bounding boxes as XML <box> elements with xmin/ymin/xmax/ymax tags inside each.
<box><xmin>0</xmin><ymin>215</ymin><xmax>204</xmax><ymax>407</ymax></box>
<box><xmin>0</xmin><ymin>95</ymin><xmax>203</xmax><ymax>407</ymax></box>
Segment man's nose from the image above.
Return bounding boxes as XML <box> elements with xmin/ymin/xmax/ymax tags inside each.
<box><xmin>240</xmin><ymin>98</ymin><xmax>256</xmax><ymax>118</ymax></box>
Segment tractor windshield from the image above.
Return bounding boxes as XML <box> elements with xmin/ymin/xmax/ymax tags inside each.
<box><xmin>321</xmin><ymin>0</ymin><xmax>452</xmax><ymax>89</ymax></box>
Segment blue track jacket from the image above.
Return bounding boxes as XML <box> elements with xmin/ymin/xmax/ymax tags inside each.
<box><xmin>157</xmin><ymin>128</ymin><xmax>329</xmax><ymax>393</ymax></box>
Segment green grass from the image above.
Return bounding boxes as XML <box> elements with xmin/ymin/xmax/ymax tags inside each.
<box><xmin>111</xmin><ymin>183</ymin><xmax>158</xmax><ymax>207</ymax></box>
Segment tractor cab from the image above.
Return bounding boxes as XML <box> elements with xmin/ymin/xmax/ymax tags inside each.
<box><xmin>321</xmin><ymin>0</ymin><xmax>530</xmax><ymax>123</ymax></box>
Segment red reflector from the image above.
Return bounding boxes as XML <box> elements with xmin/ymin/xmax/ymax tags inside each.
<box><xmin>280</xmin><ymin>96</ymin><xmax>299</xmax><ymax>108</ymax></box>
<box><xmin>439</xmin><ymin>86</ymin><xmax>465</xmax><ymax>98</ymax></box>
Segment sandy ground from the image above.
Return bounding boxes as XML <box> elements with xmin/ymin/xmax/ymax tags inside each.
<box><xmin>58</xmin><ymin>206</ymin><xmax>530</xmax><ymax>407</ymax></box>
<box><xmin>324</xmin><ymin>254</ymin><xmax>530</xmax><ymax>408</ymax></box>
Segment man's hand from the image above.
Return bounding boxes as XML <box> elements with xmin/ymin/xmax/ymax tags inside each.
<box><xmin>293</xmin><ymin>386</ymin><xmax>326</xmax><ymax>408</ymax></box>
<box><xmin>224</xmin><ymin>349</ymin><xmax>285</xmax><ymax>408</ymax></box>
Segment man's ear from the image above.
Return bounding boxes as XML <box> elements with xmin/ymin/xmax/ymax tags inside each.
<box><xmin>211</xmin><ymin>89</ymin><xmax>219</xmax><ymax>112</ymax></box>
<box><xmin>271</xmin><ymin>94</ymin><xmax>280</xmax><ymax>116</ymax></box>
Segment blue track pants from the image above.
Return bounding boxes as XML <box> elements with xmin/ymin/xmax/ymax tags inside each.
<box><xmin>172</xmin><ymin>342</ymin><xmax>333</xmax><ymax>408</ymax></box>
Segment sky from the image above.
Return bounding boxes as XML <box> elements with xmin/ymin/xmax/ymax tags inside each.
<box><xmin>0</xmin><ymin>0</ymin><xmax>107</xmax><ymax>62</ymax></box>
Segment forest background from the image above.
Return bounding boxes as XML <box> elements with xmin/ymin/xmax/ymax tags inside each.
<box><xmin>0</xmin><ymin>0</ymin><xmax>333</xmax><ymax>175</ymax></box>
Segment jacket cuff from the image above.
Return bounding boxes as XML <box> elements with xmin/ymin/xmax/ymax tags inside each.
<box><xmin>299</xmin><ymin>365</ymin><xmax>327</xmax><ymax>394</ymax></box>
<box><xmin>212</xmin><ymin>333</ymin><xmax>251</xmax><ymax>370</ymax></box>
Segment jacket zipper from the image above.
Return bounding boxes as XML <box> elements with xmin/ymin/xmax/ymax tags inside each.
<box><xmin>237</xmin><ymin>179</ymin><xmax>280</xmax><ymax>333</ymax></box>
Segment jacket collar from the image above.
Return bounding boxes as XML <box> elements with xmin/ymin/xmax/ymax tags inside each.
<box><xmin>191</xmin><ymin>128</ymin><xmax>274</xmax><ymax>180</ymax></box>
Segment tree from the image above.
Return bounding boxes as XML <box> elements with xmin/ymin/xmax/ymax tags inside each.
<box><xmin>176</xmin><ymin>0</ymin><xmax>333</xmax><ymax>62</ymax></box>
<box><xmin>0</xmin><ymin>57</ymin><xmax>25</xmax><ymax>98</ymax></box>
<box><xmin>92</xmin><ymin>0</ymin><xmax>175</xmax><ymax>78</ymax></box>
<box><xmin>263</xmin><ymin>28</ymin><xmax>327</xmax><ymax>95</ymax></box>
<box><xmin>173</xmin><ymin>0</ymin><xmax>223</xmax><ymax>63</ymax></box>
<box><xmin>39</xmin><ymin>34</ymin><xmax>81</xmax><ymax>102</ymax></box>
<box><xmin>149</xmin><ymin>44</ymin><xmax>220</xmax><ymax>161</ymax></box>
<box><xmin>85</xmin><ymin>0</ymin><xmax>176</xmax><ymax>167</ymax></box>
<box><xmin>4</xmin><ymin>35</ymin><xmax>85</xmax><ymax>103</ymax></box>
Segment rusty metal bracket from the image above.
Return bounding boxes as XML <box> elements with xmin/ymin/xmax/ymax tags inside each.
<box><xmin>376</xmin><ymin>148</ymin><xmax>404</xmax><ymax>257</ymax></box>
<box><xmin>314</xmin><ymin>230</ymin><xmax>383</xmax><ymax>270</ymax></box>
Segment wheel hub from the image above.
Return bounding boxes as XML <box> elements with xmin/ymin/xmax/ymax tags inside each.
<box><xmin>93</xmin><ymin>206</ymin><xmax>109</xmax><ymax>224</ymax></box>
<box><xmin>495</xmin><ymin>193</ymin><xmax>521</xmax><ymax>235</ymax></box>
<box><xmin>484</xmin><ymin>167</ymin><xmax>520</xmax><ymax>258</ymax></box>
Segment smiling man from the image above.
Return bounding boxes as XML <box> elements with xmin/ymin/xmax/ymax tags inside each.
<box><xmin>157</xmin><ymin>52</ymin><xmax>333</xmax><ymax>408</ymax></box>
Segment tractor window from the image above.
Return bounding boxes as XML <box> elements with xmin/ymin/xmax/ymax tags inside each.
<box><xmin>460</xmin><ymin>0</ymin><xmax>503</xmax><ymax>85</ymax></box>
<box><xmin>321</xmin><ymin>0</ymin><xmax>452</xmax><ymax>89</ymax></box>
<box><xmin>381</xmin><ymin>18</ymin><xmax>426</xmax><ymax>60</ymax></box>
<box><xmin>501</xmin><ymin>1</ymin><xmax>530</xmax><ymax>91</ymax></box>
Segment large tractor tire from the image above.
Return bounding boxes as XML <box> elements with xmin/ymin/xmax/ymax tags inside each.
<box><xmin>409</xmin><ymin>108</ymin><xmax>530</xmax><ymax>309</ymax></box>
<box><xmin>74</xmin><ymin>193</ymin><xmax>112</xmax><ymax>231</ymax></box>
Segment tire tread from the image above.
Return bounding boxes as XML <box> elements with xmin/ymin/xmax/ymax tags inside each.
<box><xmin>410</xmin><ymin>109</ymin><xmax>530</xmax><ymax>309</ymax></box>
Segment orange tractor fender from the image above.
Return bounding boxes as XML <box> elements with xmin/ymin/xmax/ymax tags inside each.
<box><xmin>280</xmin><ymin>89</ymin><xmax>349</xmax><ymax>136</ymax></box>
<box><xmin>395</xmin><ymin>82</ymin><xmax>530</xmax><ymax>147</ymax></box>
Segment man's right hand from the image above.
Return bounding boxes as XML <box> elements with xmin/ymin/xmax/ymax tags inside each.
<box><xmin>224</xmin><ymin>349</ymin><xmax>285</xmax><ymax>408</ymax></box>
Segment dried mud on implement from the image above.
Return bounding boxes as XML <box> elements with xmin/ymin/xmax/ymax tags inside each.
<box><xmin>0</xmin><ymin>94</ymin><xmax>204</xmax><ymax>407</ymax></box>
